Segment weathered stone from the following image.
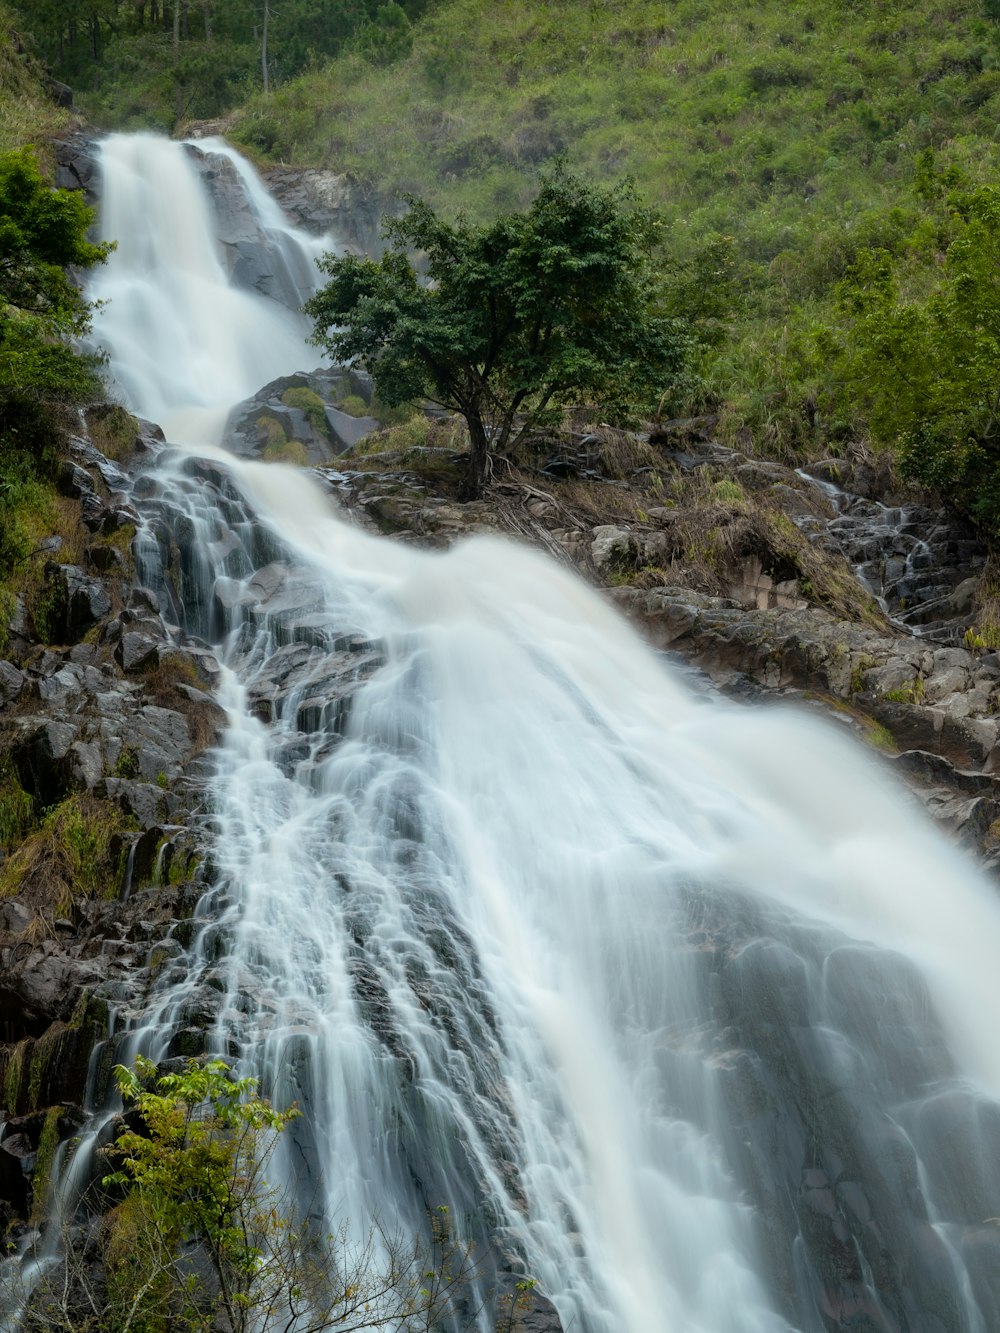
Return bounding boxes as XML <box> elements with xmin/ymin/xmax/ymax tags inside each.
<box><xmin>115</xmin><ymin>632</ymin><xmax>160</xmax><ymax>672</ymax></box>
<box><xmin>325</xmin><ymin>404</ymin><xmax>379</xmax><ymax>449</ymax></box>
<box><xmin>0</xmin><ymin>661</ymin><xmax>25</xmax><ymax>704</ymax></box>
<box><xmin>67</xmin><ymin>740</ymin><xmax>104</xmax><ymax>790</ymax></box>
<box><xmin>56</xmin><ymin>461</ymin><xmax>94</xmax><ymax>499</ymax></box>
<box><xmin>101</xmin><ymin>778</ymin><xmax>176</xmax><ymax>828</ymax></box>
<box><xmin>42</xmin><ymin>564</ymin><xmax>112</xmax><ymax>642</ymax></box>
<box><xmin>591</xmin><ymin>525</ymin><xmax>635</xmax><ymax>572</ymax></box>
<box><xmin>86</xmin><ymin>543</ymin><xmax>124</xmax><ymax>573</ymax></box>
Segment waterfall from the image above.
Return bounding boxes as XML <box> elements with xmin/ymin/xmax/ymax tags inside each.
<box><xmin>87</xmin><ymin>133</ymin><xmax>327</xmax><ymax>446</ymax></box>
<box><xmin>32</xmin><ymin>134</ymin><xmax>1000</xmax><ymax>1331</ymax></box>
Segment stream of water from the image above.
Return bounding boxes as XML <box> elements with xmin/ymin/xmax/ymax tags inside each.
<box><xmin>12</xmin><ymin>133</ymin><xmax>1000</xmax><ymax>1333</ymax></box>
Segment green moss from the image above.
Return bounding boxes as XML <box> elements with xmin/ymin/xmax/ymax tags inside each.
<box><xmin>849</xmin><ymin>655</ymin><xmax>877</xmax><ymax>696</ymax></box>
<box><xmin>3</xmin><ymin>1040</ymin><xmax>26</xmax><ymax>1115</ymax></box>
<box><xmin>263</xmin><ymin>438</ymin><xmax>310</xmax><ymax>466</ymax></box>
<box><xmin>30</xmin><ymin>1106</ymin><xmax>63</xmax><ymax>1223</ymax></box>
<box><xmin>883</xmin><ymin>677</ymin><xmax>926</xmax><ymax>704</ymax></box>
<box><xmin>68</xmin><ymin>990</ymin><xmax>109</xmax><ymax>1033</ymax></box>
<box><xmin>865</xmin><ymin>721</ymin><xmax>898</xmax><ymax>754</ymax></box>
<box><xmin>280</xmin><ymin>385</ymin><xmax>330</xmax><ymax>431</ymax></box>
<box><xmin>255</xmin><ymin>414</ymin><xmax>287</xmax><ymax>448</ymax></box>
<box><xmin>336</xmin><ymin>393</ymin><xmax>371</xmax><ymax>418</ymax></box>
<box><xmin>28</xmin><ymin>1027</ymin><xmax>62</xmax><ymax>1109</ymax></box>
<box><xmin>0</xmin><ymin>756</ymin><xmax>35</xmax><ymax>852</ymax></box>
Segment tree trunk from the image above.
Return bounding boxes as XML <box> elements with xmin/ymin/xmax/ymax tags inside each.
<box><xmin>261</xmin><ymin>0</ymin><xmax>269</xmax><ymax>93</ymax></box>
<box><xmin>458</xmin><ymin>411</ymin><xmax>489</xmax><ymax>501</ymax></box>
<box><xmin>173</xmin><ymin>0</ymin><xmax>182</xmax><ymax>123</ymax></box>
<box><xmin>203</xmin><ymin>0</ymin><xmax>212</xmax><ymax>40</ymax></box>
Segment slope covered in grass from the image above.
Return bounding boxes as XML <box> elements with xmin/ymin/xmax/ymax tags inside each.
<box><xmin>0</xmin><ymin>2</ymin><xmax>72</xmax><ymax>153</ymax></box>
<box><xmin>230</xmin><ymin>0</ymin><xmax>1000</xmax><ymax>452</ymax></box>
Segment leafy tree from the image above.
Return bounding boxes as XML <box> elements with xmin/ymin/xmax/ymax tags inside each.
<box><xmin>11</xmin><ymin>1056</ymin><xmax>476</xmax><ymax>1333</ymax></box>
<box><xmin>0</xmin><ymin>149</ymin><xmax>109</xmax><ymax>585</ymax></box>
<box><xmin>830</xmin><ymin>178</ymin><xmax>1000</xmax><ymax>534</ymax></box>
<box><xmin>306</xmin><ymin>167</ymin><xmax>693</xmax><ymax>499</ymax></box>
<box><xmin>0</xmin><ymin>147</ymin><xmax>110</xmax><ymax>420</ymax></box>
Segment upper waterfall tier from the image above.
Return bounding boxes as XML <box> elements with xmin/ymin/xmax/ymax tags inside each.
<box><xmin>87</xmin><ymin>133</ymin><xmax>330</xmax><ymax>447</ymax></box>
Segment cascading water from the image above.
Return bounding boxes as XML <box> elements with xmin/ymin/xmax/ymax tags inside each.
<box><xmin>87</xmin><ymin>132</ymin><xmax>328</xmax><ymax>445</ymax></box>
<box><xmin>15</xmin><ymin>134</ymin><xmax>1000</xmax><ymax>1332</ymax></box>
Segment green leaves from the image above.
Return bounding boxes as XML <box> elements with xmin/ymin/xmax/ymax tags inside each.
<box><xmin>0</xmin><ymin>149</ymin><xmax>110</xmax><ymax>336</ymax></box>
<box><xmin>307</xmin><ymin>165</ymin><xmax>691</xmax><ymax>496</ymax></box>
<box><xmin>830</xmin><ymin>178</ymin><xmax>1000</xmax><ymax>534</ymax></box>
<box><xmin>0</xmin><ymin>148</ymin><xmax>109</xmax><ymax>439</ymax></box>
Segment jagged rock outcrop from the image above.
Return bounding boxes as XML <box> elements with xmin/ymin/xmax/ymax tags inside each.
<box><xmin>0</xmin><ymin>412</ymin><xmax>225</xmax><ymax>1232</ymax></box>
<box><xmin>223</xmin><ymin>368</ymin><xmax>379</xmax><ymax>464</ymax></box>
<box><xmin>264</xmin><ymin>164</ymin><xmax>389</xmax><ymax>256</ymax></box>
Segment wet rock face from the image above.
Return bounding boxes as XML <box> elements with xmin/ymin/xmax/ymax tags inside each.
<box><xmin>264</xmin><ymin>165</ymin><xmax>389</xmax><ymax>256</ymax></box>
<box><xmin>675</xmin><ymin>886</ymin><xmax>1000</xmax><ymax>1332</ymax></box>
<box><xmin>796</xmin><ymin>463</ymin><xmax>986</xmax><ymax>639</ymax></box>
<box><xmin>0</xmin><ymin>428</ymin><xmax>223</xmax><ymax>1232</ymax></box>
<box><xmin>183</xmin><ymin>141</ymin><xmax>323</xmax><ymax>311</ymax></box>
<box><xmin>51</xmin><ymin>132</ymin><xmax>99</xmax><ymax>204</ymax></box>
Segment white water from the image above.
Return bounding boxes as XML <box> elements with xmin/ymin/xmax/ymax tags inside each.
<box><xmin>88</xmin><ymin>133</ymin><xmax>326</xmax><ymax>444</ymax></box>
<box><xmin>52</xmin><ymin>135</ymin><xmax>1000</xmax><ymax>1331</ymax></box>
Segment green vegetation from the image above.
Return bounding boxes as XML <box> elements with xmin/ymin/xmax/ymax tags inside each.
<box><xmin>0</xmin><ymin>142</ymin><xmax>110</xmax><ymax>637</ymax></box>
<box><xmin>280</xmin><ymin>383</ymin><xmax>328</xmax><ymax>429</ymax></box>
<box><xmin>827</xmin><ymin>164</ymin><xmax>1000</xmax><ymax>531</ymax></box>
<box><xmin>0</xmin><ymin>2</ymin><xmax>72</xmax><ymax>151</ymax></box>
<box><xmin>307</xmin><ymin>166</ymin><xmax>691</xmax><ymax>498</ymax></box>
<box><xmin>226</xmin><ymin>0</ymin><xmax>1000</xmax><ymax>513</ymax></box>
<box><xmin>0</xmin><ymin>146</ymin><xmax>110</xmax><ymax>419</ymax></box>
<box><xmin>10</xmin><ymin>0</ymin><xmax>1000</xmax><ymax>529</ymax></box>
<box><xmin>11</xmin><ymin>0</ymin><xmax>438</xmax><ymax>131</ymax></box>
<box><xmin>0</xmin><ymin>756</ymin><xmax>34</xmax><ymax>851</ymax></box>
<box><xmin>0</xmin><ymin>792</ymin><xmax>133</xmax><ymax>910</ymax></box>
<box><xmin>263</xmin><ymin>436</ymin><xmax>309</xmax><ymax>465</ymax></box>
<box><xmin>30</xmin><ymin>1106</ymin><xmax>63</xmax><ymax>1223</ymax></box>
<box><xmin>12</xmin><ymin>1055</ymin><xmax>477</xmax><ymax>1332</ymax></box>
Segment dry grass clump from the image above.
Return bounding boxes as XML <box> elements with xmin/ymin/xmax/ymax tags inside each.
<box><xmin>569</xmin><ymin>462</ymin><xmax>886</xmax><ymax>623</ymax></box>
<box><xmin>965</xmin><ymin>554</ymin><xmax>1000</xmax><ymax>649</ymax></box>
<box><xmin>84</xmin><ymin>404</ymin><xmax>140</xmax><ymax>463</ymax></box>
<box><xmin>0</xmin><ymin>792</ymin><xmax>134</xmax><ymax>912</ymax></box>
<box><xmin>585</xmin><ymin>424</ymin><xmax>661</xmax><ymax>480</ymax></box>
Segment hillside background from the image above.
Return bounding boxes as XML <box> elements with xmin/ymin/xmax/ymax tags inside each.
<box><xmin>6</xmin><ymin>0</ymin><xmax>1000</xmax><ymax>461</ymax></box>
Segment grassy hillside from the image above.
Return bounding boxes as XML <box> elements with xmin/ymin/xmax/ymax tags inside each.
<box><xmin>228</xmin><ymin>0</ymin><xmax>1000</xmax><ymax>453</ymax></box>
<box><xmin>0</xmin><ymin>2</ymin><xmax>72</xmax><ymax>152</ymax></box>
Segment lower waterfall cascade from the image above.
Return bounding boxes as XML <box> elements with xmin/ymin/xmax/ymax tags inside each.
<box><xmin>9</xmin><ymin>132</ymin><xmax>1000</xmax><ymax>1333</ymax></box>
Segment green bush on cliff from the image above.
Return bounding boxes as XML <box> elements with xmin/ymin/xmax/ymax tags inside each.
<box><xmin>0</xmin><ymin>147</ymin><xmax>110</xmax><ymax>597</ymax></box>
<box><xmin>11</xmin><ymin>1055</ymin><xmax>477</xmax><ymax>1332</ymax></box>
<box><xmin>0</xmin><ymin>147</ymin><xmax>110</xmax><ymax>418</ymax></box>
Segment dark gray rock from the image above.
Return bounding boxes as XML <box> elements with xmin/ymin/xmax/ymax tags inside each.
<box><xmin>0</xmin><ymin>661</ymin><xmax>24</xmax><ymax>704</ymax></box>
<box><xmin>42</xmin><ymin>563</ymin><xmax>112</xmax><ymax>642</ymax></box>
<box><xmin>115</xmin><ymin>632</ymin><xmax>160</xmax><ymax>672</ymax></box>
<box><xmin>223</xmin><ymin>369</ymin><xmax>368</xmax><ymax>465</ymax></box>
<box><xmin>264</xmin><ymin>164</ymin><xmax>389</xmax><ymax>255</ymax></box>
<box><xmin>52</xmin><ymin>133</ymin><xmax>97</xmax><ymax>200</ymax></box>
<box><xmin>12</xmin><ymin>719</ymin><xmax>79</xmax><ymax>807</ymax></box>
<box><xmin>101</xmin><ymin>778</ymin><xmax>177</xmax><ymax>827</ymax></box>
